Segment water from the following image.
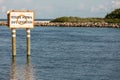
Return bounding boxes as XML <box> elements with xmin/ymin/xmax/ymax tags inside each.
<box><xmin>0</xmin><ymin>26</ymin><xmax>120</xmax><ymax>80</ymax></box>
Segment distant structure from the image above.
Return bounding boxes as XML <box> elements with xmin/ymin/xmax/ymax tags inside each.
<box><xmin>35</xmin><ymin>19</ymin><xmax>51</xmax><ymax>23</ymax></box>
<box><xmin>0</xmin><ymin>19</ymin><xmax>7</xmax><ymax>26</ymax></box>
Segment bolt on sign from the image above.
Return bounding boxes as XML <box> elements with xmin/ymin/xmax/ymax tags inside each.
<box><xmin>7</xmin><ymin>10</ymin><xmax>34</xmax><ymax>29</ymax></box>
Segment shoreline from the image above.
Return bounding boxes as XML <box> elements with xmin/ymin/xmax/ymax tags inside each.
<box><xmin>0</xmin><ymin>21</ymin><xmax>120</xmax><ymax>28</ymax></box>
<box><xmin>35</xmin><ymin>22</ymin><xmax>120</xmax><ymax>28</ymax></box>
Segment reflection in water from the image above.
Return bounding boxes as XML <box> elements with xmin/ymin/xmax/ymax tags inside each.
<box><xmin>10</xmin><ymin>56</ymin><xmax>36</xmax><ymax>80</ymax></box>
<box><xmin>10</xmin><ymin>57</ymin><xmax>17</xmax><ymax>80</ymax></box>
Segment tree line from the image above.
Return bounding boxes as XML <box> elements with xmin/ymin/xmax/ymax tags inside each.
<box><xmin>51</xmin><ymin>8</ymin><xmax>120</xmax><ymax>23</ymax></box>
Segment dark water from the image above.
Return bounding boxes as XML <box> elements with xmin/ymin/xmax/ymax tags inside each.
<box><xmin>0</xmin><ymin>26</ymin><xmax>120</xmax><ymax>80</ymax></box>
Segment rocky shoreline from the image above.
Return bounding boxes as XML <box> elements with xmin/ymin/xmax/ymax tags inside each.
<box><xmin>35</xmin><ymin>22</ymin><xmax>120</xmax><ymax>28</ymax></box>
<box><xmin>0</xmin><ymin>21</ymin><xmax>120</xmax><ymax>28</ymax></box>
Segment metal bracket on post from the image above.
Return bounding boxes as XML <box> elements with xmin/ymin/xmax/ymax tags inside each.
<box><xmin>26</xmin><ymin>28</ymin><xmax>31</xmax><ymax>56</ymax></box>
<box><xmin>12</xmin><ymin>29</ymin><xmax>16</xmax><ymax>57</ymax></box>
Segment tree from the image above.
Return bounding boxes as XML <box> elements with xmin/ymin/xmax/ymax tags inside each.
<box><xmin>105</xmin><ymin>8</ymin><xmax>120</xmax><ymax>19</ymax></box>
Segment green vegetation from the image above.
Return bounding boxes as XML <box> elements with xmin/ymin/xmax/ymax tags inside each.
<box><xmin>51</xmin><ymin>8</ymin><xmax>120</xmax><ymax>23</ymax></box>
<box><xmin>104</xmin><ymin>8</ymin><xmax>120</xmax><ymax>23</ymax></box>
<box><xmin>51</xmin><ymin>17</ymin><xmax>105</xmax><ymax>23</ymax></box>
<box><xmin>104</xmin><ymin>18</ymin><xmax>120</xmax><ymax>23</ymax></box>
<box><xmin>105</xmin><ymin>8</ymin><xmax>120</xmax><ymax>19</ymax></box>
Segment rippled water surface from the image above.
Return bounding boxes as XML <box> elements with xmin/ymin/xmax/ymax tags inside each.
<box><xmin>0</xmin><ymin>26</ymin><xmax>120</xmax><ymax>80</ymax></box>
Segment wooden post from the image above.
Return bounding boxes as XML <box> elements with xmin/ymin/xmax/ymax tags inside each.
<box><xmin>26</xmin><ymin>56</ymin><xmax>31</xmax><ymax>80</ymax></box>
<box><xmin>12</xmin><ymin>29</ymin><xmax>16</xmax><ymax>57</ymax></box>
<box><xmin>27</xmin><ymin>56</ymin><xmax>31</xmax><ymax>64</ymax></box>
<box><xmin>26</xmin><ymin>29</ymin><xmax>31</xmax><ymax>56</ymax></box>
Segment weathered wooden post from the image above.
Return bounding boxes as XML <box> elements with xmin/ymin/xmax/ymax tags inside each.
<box><xmin>26</xmin><ymin>28</ymin><xmax>31</xmax><ymax>56</ymax></box>
<box><xmin>27</xmin><ymin>55</ymin><xmax>31</xmax><ymax>64</ymax></box>
<box><xmin>12</xmin><ymin>29</ymin><xmax>16</xmax><ymax>56</ymax></box>
<box><xmin>26</xmin><ymin>56</ymin><xmax>32</xmax><ymax>80</ymax></box>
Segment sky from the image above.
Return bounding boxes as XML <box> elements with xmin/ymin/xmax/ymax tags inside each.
<box><xmin>0</xmin><ymin>0</ymin><xmax>120</xmax><ymax>19</ymax></box>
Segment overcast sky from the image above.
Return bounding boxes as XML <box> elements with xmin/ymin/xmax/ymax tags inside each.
<box><xmin>0</xmin><ymin>0</ymin><xmax>120</xmax><ymax>19</ymax></box>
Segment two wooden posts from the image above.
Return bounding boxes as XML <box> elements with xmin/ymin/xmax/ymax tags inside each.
<box><xmin>7</xmin><ymin>10</ymin><xmax>35</xmax><ymax>57</ymax></box>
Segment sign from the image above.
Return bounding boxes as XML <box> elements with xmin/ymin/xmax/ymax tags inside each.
<box><xmin>7</xmin><ymin>10</ymin><xmax>34</xmax><ymax>29</ymax></box>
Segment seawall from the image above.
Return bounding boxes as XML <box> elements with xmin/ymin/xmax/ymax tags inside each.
<box><xmin>0</xmin><ymin>21</ymin><xmax>120</xmax><ymax>28</ymax></box>
<box><xmin>35</xmin><ymin>22</ymin><xmax>120</xmax><ymax>28</ymax></box>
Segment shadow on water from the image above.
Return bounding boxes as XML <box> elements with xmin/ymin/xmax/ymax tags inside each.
<box><xmin>10</xmin><ymin>56</ymin><xmax>36</xmax><ymax>80</ymax></box>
